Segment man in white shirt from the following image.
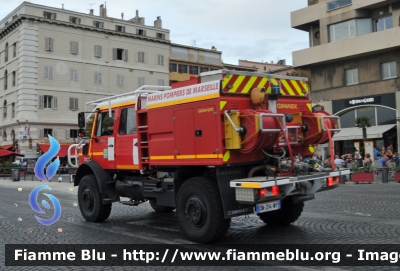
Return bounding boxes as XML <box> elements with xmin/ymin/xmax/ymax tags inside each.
<box><xmin>334</xmin><ymin>155</ymin><xmax>346</xmax><ymax>168</ymax></box>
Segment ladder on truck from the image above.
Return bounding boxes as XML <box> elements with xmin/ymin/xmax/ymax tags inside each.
<box><xmin>68</xmin><ymin>85</ymin><xmax>171</xmax><ymax>169</ymax></box>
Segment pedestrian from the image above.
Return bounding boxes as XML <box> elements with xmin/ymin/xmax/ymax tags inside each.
<box><xmin>376</xmin><ymin>153</ymin><xmax>389</xmax><ymax>171</ymax></box>
<box><xmin>334</xmin><ymin>155</ymin><xmax>346</xmax><ymax>169</ymax></box>
<box><xmin>373</xmin><ymin>147</ymin><xmax>380</xmax><ymax>159</ymax></box>
<box><xmin>363</xmin><ymin>153</ymin><xmax>372</xmax><ymax>165</ymax></box>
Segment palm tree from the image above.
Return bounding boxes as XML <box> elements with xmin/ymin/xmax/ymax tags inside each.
<box><xmin>355</xmin><ymin>116</ymin><xmax>372</xmax><ymax>155</ymax></box>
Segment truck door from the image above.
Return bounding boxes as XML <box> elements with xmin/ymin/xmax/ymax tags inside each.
<box><xmin>90</xmin><ymin>110</ymin><xmax>116</xmax><ymax>169</ymax></box>
<box><xmin>115</xmin><ymin>106</ymin><xmax>139</xmax><ymax>170</ymax></box>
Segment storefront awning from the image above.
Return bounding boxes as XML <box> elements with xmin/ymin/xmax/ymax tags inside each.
<box><xmin>0</xmin><ymin>149</ymin><xmax>25</xmax><ymax>157</ymax></box>
<box><xmin>38</xmin><ymin>143</ymin><xmax>72</xmax><ymax>158</ymax></box>
<box><xmin>333</xmin><ymin>124</ymin><xmax>396</xmax><ymax>141</ymax></box>
<box><xmin>0</xmin><ymin>144</ymin><xmax>13</xmax><ymax>150</ymax></box>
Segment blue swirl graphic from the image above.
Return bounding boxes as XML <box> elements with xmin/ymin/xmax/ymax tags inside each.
<box><xmin>29</xmin><ymin>185</ymin><xmax>62</xmax><ymax>226</ymax></box>
<box><xmin>34</xmin><ymin>135</ymin><xmax>60</xmax><ymax>182</ymax></box>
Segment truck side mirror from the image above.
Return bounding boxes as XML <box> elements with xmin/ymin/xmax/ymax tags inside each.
<box><xmin>78</xmin><ymin>112</ymin><xmax>85</xmax><ymax>128</ymax></box>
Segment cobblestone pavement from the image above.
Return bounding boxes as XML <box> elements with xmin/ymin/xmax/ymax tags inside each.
<box><xmin>1</xmin><ymin>179</ymin><xmax>400</xmax><ymax>271</ymax></box>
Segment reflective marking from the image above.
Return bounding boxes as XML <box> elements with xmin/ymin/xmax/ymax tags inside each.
<box><xmin>223</xmin><ymin>151</ymin><xmax>230</xmax><ymax>162</ymax></box>
<box><xmin>241</xmin><ymin>182</ymin><xmax>261</xmax><ymax>188</ymax></box>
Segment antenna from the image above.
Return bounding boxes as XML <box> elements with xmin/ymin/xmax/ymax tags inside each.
<box><xmin>87</xmin><ymin>3</ymin><xmax>96</xmax><ymax>9</ymax></box>
<box><xmin>190</xmin><ymin>40</ymin><xmax>196</xmax><ymax>46</ymax></box>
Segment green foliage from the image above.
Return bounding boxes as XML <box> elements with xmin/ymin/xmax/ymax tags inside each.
<box><xmin>350</xmin><ymin>162</ymin><xmax>374</xmax><ymax>173</ymax></box>
<box><xmin>355</xmin><ymin>117</ymin><xmax>372</xmax><ymax>141</ymax></box>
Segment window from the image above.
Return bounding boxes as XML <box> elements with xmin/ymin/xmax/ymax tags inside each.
<box><xmin>13</xmin><ymin>43</ymin><xmax>16</xmax><ymax>58</ymax></box>
<box><xmin>70</xmin><ymin>69</ymin><xmax>78</xmax><ymax>82</ymax></box>
<box><xmin>69</xmin><ymin>97</ymin><xmax>78</xmax><ymax>110</ymax></box>
<box><xmin>5</xmin><ymin>43</ymin><xmax>8</xmax><ymax>62</ymax></box>
<box><xmin>119</xmin><ymin>108</ymin><xmax>137</xmax><ymax>135</ymax></box>
<box><xmin>156</xmin><ymin>33</ymin><xmax>165</xmax><ymax>39</ymax></box>
<box><xmin>170</xmin><ymin>63</ymin><xmax>177</xmax><ymax>72</ymax></box>
<box><xmin>138</xmin><ymin>51</ymin><xmax>145</xmax><ymax>63</ymax></box>
<box><xmin>157</xmin><ymin>54</ymin><xmax>164</xmax><ymax>66</ymax></box>
<box><xmin>69</xmin><ymin>16</ymin><xmax>81</xmax><ymax>24</ymax></box>
<box><xmin>158</xmin><ymin>79</ymin><xmax>164</xmax><ymax>86</ymax></box>
<box><xmin>43</xmin><ymin>11</ymin><xmax>56</xmax><ymax>20</ymax></box>
<box><xmin>113</xmin><ymin>48</ymin><xmax>128</xmax><ymax>62</ymax></box>
<box><xmin>180</xmin><ymin>64</ymin><xmax>188</xmax><ymax>73</ymax></box>
<box><xmin>171</xmin><ymin>46</ymin><xmax>189</xmax><ymax>59</ymax></box>
<box><xmin>4</xmin><ymin>70</ymin><xmax>7</xmax><ymax>90</ymax></box>
<box><xmin>94</xmin><ymin>45</ymin><xmax>102</xmax><ymax>58</ymax></box>
<box><xmin>137</xmin><ymin>29</ymin><xmax>146</xmax><ymax>36</ymax></box>
<box><xmin>346</xmin><ymin>68</ymin><xmax>358</xmax><ymax>85</ymax></box>
<box><xmin>70</xmin><ymin>41</ymin><xmax>79</xmax><ymax>55</ymax></box>
<box><xmin>96</xmin><ymin>111</ymin><xmax>115</xmax><ymax>137</ymax></box>
<box><xmin>264</xmin><ymin>67</ymin><xmax>266</xmax><ymax>71</ymax></box>
<box><xmin>11</xmin><ymin>103</ymin><xmax>14</xmax><ymax>118</ymax></box>
<box><xmin>12</xmin><ymin>71</ymin><xmax>15</xmax><ymax>86</ymax></box>
<box><xmin>327</xmin><ymin>0</ymin><xmax>352</xmax><ymax>11</ymax></box>
<box><xmin>39</xmin><ymin>95</ymin><xmax>57</xmax><ymax>109</ymax></box>
<box><xmin>329</xmin><ymin>19</ymin><xmax>372</xmax><ymax>42</ymax></box>
<box><xmin>44</xmin><ymin>129</ymin><xmax>53</xmax><ymax>138</ymax></box>
<box><xmin>203</xmin><ymin>67</ymin><xmax>210</xmax><ymax>72</ymax></box>
<box><xmin>45</xmin><ymin>37</ymin><xmax>54</xmax><ymax>51</ymax></box>
<box><xmin>94</xmin><ymin>72</ymin><xmax>102</xmax><ymax>85</ymax></box>
<box><xmin>117</xmin><ymin>74</ymin><xmax>124</xmax><ymax>87</ymax></box>
<box><xmin>115</xmin><ymin>25</ymin><xmax>125</xmax><ymax>32</ymax></box>
<box><xmin>138</xmin><ymin>77</ymin><xmax>145</xmax><ymax>87</ymax></box>
<box><xmin>192</xmin><ymin>66</ymin><xmax>199</xmax><ymax>75</ymax></box>
<box><xmin>66</xmin><ymin>129</ymin><xmax>78</xmax><ymax>139</ymax></box>
<box><xmin>382</xmin><ymin>62</ymin><xmax>396</xmax><ymax>79</ymax></box>
<box><xmin>3</xmin><ymin>100</ymin><xmax>7</xmax><ymax>119</ymax></box>
<box><xmin>374</xmin><ymin>16</ymin><xmax>393</xmax><ymax>32</ymax></box>
<box><xmin>44</xmin><ymin>66</ymin><xmax>53</xmax><ymax>80</ymax></box>
<box><xmin>204</xmin><ymin>52</ymin><xmax>221</xmax><ymax>64</ymax></box>
<box><xmin>93</xmin><ymin>21</ymin><xmax>104</xmax><ymax>28</ymax></box>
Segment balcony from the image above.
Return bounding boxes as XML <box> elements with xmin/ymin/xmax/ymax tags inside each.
<box><xmin>292</xmin><ymin>27</ymin><xmax>400</xmax><ymax>67</ymax></box>
<box><xmin>291</xmin><ymin>0</ymin><xmax>391</xmax><ymax>30</ymax></box>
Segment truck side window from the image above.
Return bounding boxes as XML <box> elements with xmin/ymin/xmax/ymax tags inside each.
<box><xmin>119</xmin><ymin>108</ymin><xmax>136</xmax><ymax>135</ymax></box>
<box><xmin>96</xmin><ymin>111</ymin><xmax>115</xmax><ymax>137</ymax></box>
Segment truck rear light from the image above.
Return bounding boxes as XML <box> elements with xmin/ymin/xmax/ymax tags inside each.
<box><xmin>327</xmin><ymin>177</ymin><xmax>334</xmax><ymax>187</ymax></box>
<box><xmin>272</xmin><ymin>185</ymin><xmax>279</xmax><ymax>196</ymax></box>
<box><xmin>259</xmin><ymin>188</ymin><xmax>266</xmax><ymax>198</ymax></box>
<box><xmin>335</xmin><ymin>177</ymin><xmax>340</xmax><ymax>184</ymax></box>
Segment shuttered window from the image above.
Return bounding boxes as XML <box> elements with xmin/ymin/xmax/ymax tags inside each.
<box><xmin>45</xmin><ymin>37</ymin><xmax>54</xmax><ymax>51</ymax></box>
<box><xmin>69</xmin><ymin>97</ymin><xmax>78</xmax><ymax>110</ymax></box>
<box><xmin>44</xmin><ymin>66</ymin><xmax>53</xmax><ymax>80</ymax></box>
<box><xmin>70</xmin><ymin>41</ymin><xmax>79</xmax><ymax>55</ymax></box>
<box><xmin>117</xmin><ymin>74</ymin><xmax>124</xmax><ymax>87</ymax></box>
<box><xmin>94</xmin><ymin>72</ymin><xmax>102</xmax><ymax>84</ymax></box>
<box><xmin>94</xmin><ymin>45</ymin><xmax>102</xmax><ymax>58</ymax></box>
<box><xmin>70</xmin><ymin>69</ymin><xmax>78</xmax><ymax>82</ymax></box>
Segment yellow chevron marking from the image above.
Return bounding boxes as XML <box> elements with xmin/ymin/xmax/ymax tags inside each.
<box><xmin>301</xmin><ymin>81</ymin><xmax>309</xmax><ymax>93</ymax></box>
<box><xmin>223</xmin><ymin>151</ymin><xmax>230</xmax><ymax>162</ymax></box>
<box><xmin>291</xmin><ymin>80</ymin><xmax>304</xmax><ymax>96</ymax></box>
<box><xmin>281</xmin><ymin>80</ymin><xmax>296</xmax><ymax>96</ymax></box>
<box><xmin>220</xmin><ymin>101</ymin><xmax>227</xmax><ymax>111</ymax></box>
<box><xmin>306</xmin><ymin>103</ymin><xmax>312</xmax><ymax>112</ymax></box>
<box><xmin>228</xmin><ymin>75</ymin><xmax>246</xmax><ymax>93</ymax></box>
<box><xmin>258</xmin><ymin>77</ymin><xmax>268</xmax><ymax>88</ymax></box>
<box><xmin>222</xmin><ymin>76</ymin><xmax>231</xmax><ymax>89</ymax></box>
<box><xmin>242</xmin><ymin>76</ymin><xmax>258</xmax><ymax>94</ymax></box>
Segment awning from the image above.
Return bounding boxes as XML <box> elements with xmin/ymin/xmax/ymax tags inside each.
<box><xmin>0</xmin><ymin>144</ymin><xmax>13</xmax><ymax>150</ymax></box>
<box><xmin>38</xmin><ymin>143</ymin><xmax>72</xmax><ymax>158</ymax></box>
<box><xmin>0</xmin><ymin>149</ymin><xmax>25</xmax><ymax>157</ymax></box>
<box><xmin>333</xmin><ymin>124</ymin><xmax>396</xmax><ymax>141</ymax></box>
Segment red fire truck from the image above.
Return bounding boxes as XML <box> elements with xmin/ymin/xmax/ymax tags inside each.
<box><xmin>68</xmin><ymin>70</ymin><xmax>350</xmax><ymax>243</ymax></box>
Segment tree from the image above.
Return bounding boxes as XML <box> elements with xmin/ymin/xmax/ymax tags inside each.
<box><xmin>286</xmin><ymin>69</ymin><xmax>311</xmax><ymax>88</ymax></box>
<box><xmin>355</xmin><ymin>116</ymin><xmax>372</xmax><ymax>154</ymax></box>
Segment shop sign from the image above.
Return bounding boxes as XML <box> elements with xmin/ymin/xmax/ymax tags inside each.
<box><xmin>346</xmin><ymin>96</ymin><xmax>381</xmax><ymax>106</ymax></box>
<box><xmin>312</xmin><ymin>104</ymin><xmax>325</xmax><ymax>112</ymax></box>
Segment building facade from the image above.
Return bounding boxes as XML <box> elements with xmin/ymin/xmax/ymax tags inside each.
<box><xmin>238</xmin><ymin>59</ymin><xmax>294</xmax><ymax>75</ymax></box>
<box><xmin>0</xmin><ymin>2</ymin><xmax>170</xmax><ymax>158</ymax></box>
<box><xmin>169</xmin><ymin>44</ymin><xmax>223</xmax><ymax>84</ymax></box>
<box><xmin>291</xmin><ymin>0</ymin><xmax>400</xmax><ymax>154</ymax></box>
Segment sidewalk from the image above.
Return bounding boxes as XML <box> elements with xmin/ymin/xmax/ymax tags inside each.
<box><xmin>0</xmin><ymin>175</ymin><xmax>77</xmax><ymax>195</ymax></box>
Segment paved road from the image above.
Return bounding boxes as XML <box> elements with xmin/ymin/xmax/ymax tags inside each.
<box><xmin>1</xmin><ymin>178</ymin><xmax>400</xmax><ymax>271</ymax></box>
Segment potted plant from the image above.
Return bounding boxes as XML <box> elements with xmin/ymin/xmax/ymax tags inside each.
<box><xmin>394</xmin><ymin>164</ymin><xmax>400</xmax><ymax>183</ymax></box>
<box><xmin>350</xmin><ymin>162</ymin><xmax>374</xmax><ymax>184</ymax></box>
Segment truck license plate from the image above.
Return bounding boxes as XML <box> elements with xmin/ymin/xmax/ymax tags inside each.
<box><xmin>255</xmin><ymin>201</ymin><xmax>281</xmax><ymax>213</ymax></box>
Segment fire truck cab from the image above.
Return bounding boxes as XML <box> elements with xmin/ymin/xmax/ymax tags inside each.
<box><xmin>68</xmin><ymin>70</ymin><xmax>350</xmax><ymax>243</ymax></box>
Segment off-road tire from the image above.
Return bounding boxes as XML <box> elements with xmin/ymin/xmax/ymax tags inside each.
<box><xmin>258</xmin><ymin>198</ymin><xmax>304</xmax><ymax>226</ymax></box>
<box><xmin>177</xmin><ymin>176</ymin><xmax>230</xmax><ymax>243</ymax></box>
<box><xmin>78</xmin><ymin>174</ymin><xmax>112</xmax><ymax>222</ymax></box>
<box><xmin>149</xmin><ymin>199</ymin><xmax>175</xmax><ymax>213</ymax></box>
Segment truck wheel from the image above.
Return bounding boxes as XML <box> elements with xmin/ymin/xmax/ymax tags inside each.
<box><xmin>258</xmin><ymin>198</ymin><xmax>304</xmax><ymax>226</ymax></box>
<box><xmin>78</xmin><ymin>174</ymin><xmax>112</xmax><ymax>222</ymax></box>
<box><xmin>176</xmin><ymin>176</ymin><xmax>230</xmax><ymax>243</ymax></box>
<box><xmin>149</xmin><ymin>199</ymin><xmax>175</xmax><ymax>213</ymax></box>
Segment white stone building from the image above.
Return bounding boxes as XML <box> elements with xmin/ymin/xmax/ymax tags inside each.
<box><xmin>0</xmin><ymin>2</ymin><xmax>170</xmax><ymax>159</ymax></box>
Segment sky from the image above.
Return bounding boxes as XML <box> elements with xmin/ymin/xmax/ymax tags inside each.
<box><xmin>1</xmin><ymin>0</ymin><xmax>309</xmax><ymax>66</ymax></box>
